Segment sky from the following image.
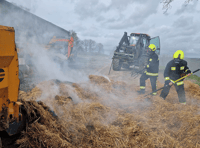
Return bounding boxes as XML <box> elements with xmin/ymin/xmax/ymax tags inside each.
<box><xmin>7</xmin><ymin>0</ymin><xmax>200</xmax><ymax>58</ymax></box>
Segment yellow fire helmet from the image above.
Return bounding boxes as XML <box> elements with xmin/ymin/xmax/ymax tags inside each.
<box><xmin>173</xmin><ymin>50</ymin><xmax>184</xmax><ymax>59</ymax></box>
<box><xmin>148</xmin><ymin>44</ymin><xmax>156</xmax><ymax>51</ymax></box>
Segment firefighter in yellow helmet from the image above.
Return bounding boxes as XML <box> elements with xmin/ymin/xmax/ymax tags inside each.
<box><xmin>160</xmin><ymin>50</ymin><xmax>191</xmax><ymax>104</ymax></box>
<box><xmin>137</xmin><ymin>44</ymin><xmax>159</xmax><ymax>95</ymax></box>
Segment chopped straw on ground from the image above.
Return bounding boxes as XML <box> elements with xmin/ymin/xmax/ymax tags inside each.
<box><xmin>16</xmin><ymin>75</ymin><xmax>200</xmax><ymax>148</ymax></box>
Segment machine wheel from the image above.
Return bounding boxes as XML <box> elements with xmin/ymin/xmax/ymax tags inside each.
<box><xmin>122</xmin><ymin>63</ymin><xmax>130</xmax><ymax>69</ymax></box>
<box><xmin>113</xmin><ymin>59</ymin><xmax>121</xmax><ymax>71</ymax></box>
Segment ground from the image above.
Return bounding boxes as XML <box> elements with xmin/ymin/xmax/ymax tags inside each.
<box><xmin>2</xmin><ymin>52</ymin><xmax>200</xmax><ymax>148</ymax></box>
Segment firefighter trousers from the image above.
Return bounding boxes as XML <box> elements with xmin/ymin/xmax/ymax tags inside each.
<box><xmin>160</xmin><ymin>81</ymin><xmax>186</xmax><ymax>103</ymax></box>
<box><xmin>140</xmin><ymin>73</ymin><xmax>157</xmax><ymax>94</ymax></box>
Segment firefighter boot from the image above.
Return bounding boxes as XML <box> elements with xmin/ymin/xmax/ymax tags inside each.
<box><xmin>137</xmin><ymin>89</ymin><xmax>145</xmax><ymax>95</ymax></box>
<box><xmin>151</xmin><ymin>92</ymin><xmax>157</xmax><ymax>96</ymax></box>
<box><xmin>180</xmin><ymin>102</ymin><xmax>186</xmax><ymax>105</ymax></box>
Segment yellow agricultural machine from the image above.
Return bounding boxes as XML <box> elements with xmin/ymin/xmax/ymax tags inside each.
<box><xmin>0</xmin><ymin>25</ymin><xmax>26</xmax><ymax>136</ymax></box>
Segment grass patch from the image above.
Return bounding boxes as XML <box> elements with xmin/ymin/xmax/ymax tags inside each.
<box><xmin>186</xmin><ymin>74</ymin><xmax>200</xmax><ymax>86</ymax></box>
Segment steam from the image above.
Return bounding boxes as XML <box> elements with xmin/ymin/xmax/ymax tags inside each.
<box><xmin>0</xmin><ymin>1</ymin><xmax>92</xmax><ymax>84</ymax></box>
<box><xmin>29</xmin><ymin>44</ymin><xmax>88</xmax><ymax>83</ymax></box>
<box><xmin>36</xmin><ymin>81</ymin><xmax>83</xmax><ymax>111</ymax></box>
<box><xmin>79</xmin><ymin>82</ymin><xmax>152</xmax><ymax>111</ymax></box>
<box><xmin>1</xmin><ymin>1</ymin><xmax>153</xmax><ymax>123</ymax></box>
<box><xmin>159</xmin><ymin>54</ymin><xmax>171</xmax><ymax>67</ymax></box>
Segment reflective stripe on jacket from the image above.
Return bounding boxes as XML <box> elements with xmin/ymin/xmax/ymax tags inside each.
<box><xmin>145</xmin><ymin>71</ymin><xmax>158</xmax><ymax>76</ymax></box>
<box><xmin>146</xmin><ymin>53</ymin><xmax>159</xmax><ymax>75</ymax></box>
<box><xmin>164</xmin><ymin>59</ymin><xmax>189</xmax><ymax>83</ymax></box>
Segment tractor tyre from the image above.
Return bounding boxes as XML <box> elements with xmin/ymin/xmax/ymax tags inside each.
<box><xmin>113</xmin><ymin>59</ymin><xmax>121</xmax><ymax>71</ymax></box>
<box><xmin>122</xmin><ymin>63</ymin><xmax>130</xmax><ymax>69</ymax></box>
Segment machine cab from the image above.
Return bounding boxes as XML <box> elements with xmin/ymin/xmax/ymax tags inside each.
<box><xmin>129</xmin><ymin>35</ymin><xmax>140</xmax><ymax>46</ymax></box>
<box><xmin>129</xmin><ymin>33</ymin><xmax>151</xmax><ymax>48</ymax></box>
<box><xmin>150</xmin><ymin>36</ymin><xmax>160</xmax><ymax>55</ymax></box>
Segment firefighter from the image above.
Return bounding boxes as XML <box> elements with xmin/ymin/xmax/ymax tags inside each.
<box><xmin>137</xmin><ymin>44</ymin><xmax>159</xmax><ymax>95</ymax></box>
<box><xmin>160</xmin><ymin>50</ymin><xmax>191</xmax><ymax>104</ymax></box>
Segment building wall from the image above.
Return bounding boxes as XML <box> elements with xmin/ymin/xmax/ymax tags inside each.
<box><xmin>0</xmin><ymin>0</ymin><xmax>70</xmax><ymax>46</ymax></box>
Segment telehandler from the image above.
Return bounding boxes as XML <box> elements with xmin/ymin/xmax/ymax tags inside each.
<box><xmin>112</xmin><ymin>32</ymin><xmax>160</xmax><ymax>72</ymax></box>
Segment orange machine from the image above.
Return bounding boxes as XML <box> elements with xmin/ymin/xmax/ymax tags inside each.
<box><xmin>46</xmin><ymin>36</ymin><xmax>74</xmax><ymax>58</ymax></box>
<box><xmin>0</xmin><ymin>25</ymin><xmax>24</xmax><ymax>135</ymax></box>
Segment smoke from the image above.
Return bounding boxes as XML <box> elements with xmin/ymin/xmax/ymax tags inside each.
<box><xmin>0</xmin><ymin>1</ymin><xmax>91</xmax><ymax>85</ymax></box>
<box><xmin>159</xmin><ymin>54</ymin><xmax>172</xmax><ymax>67</ymax></box>
<box><xmin>28</xmin><ymin>44</ymin><xmax>88</xmax><ymax>83</ymax></box>
<box><xmin>36</xmin><ymin>81</ymin><xmax>83</xmax><ymax>111</ymax></box>
<box><xmin>79</xmin><ymin>81</ymin><xmax>152</xmax><ymax>111</ymax></box>
<box><xmin>1</xmin><ymin>1</ymin><xmax>153</xmax><ymax>127</ymax></box>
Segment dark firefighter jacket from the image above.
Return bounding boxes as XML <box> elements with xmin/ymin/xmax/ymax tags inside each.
<box><xmin>145</xmin><ymin>53</ymin><xmax>159</xmax><ymax>76</ymax></box>
<box><xmin>164</xmin><ymin>59</ymin><xmax>191</xmax><ymax>85</ymax></box>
